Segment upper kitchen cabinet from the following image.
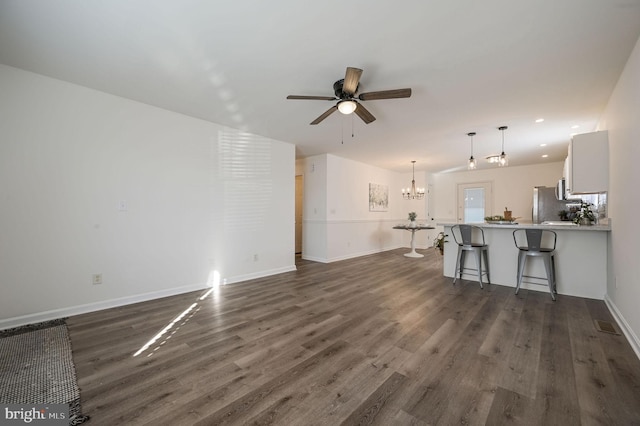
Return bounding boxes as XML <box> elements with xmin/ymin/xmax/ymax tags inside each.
<box><xmin>565</xmin><ymin>130</ymin><xmax>609</xmax><ymax>194</ymax></box>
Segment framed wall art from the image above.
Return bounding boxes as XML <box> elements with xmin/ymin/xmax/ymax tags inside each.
<box><xmin>369</xmin><ymin>183</ymin><xmax>388</xmax><ymax>212</ymax></box>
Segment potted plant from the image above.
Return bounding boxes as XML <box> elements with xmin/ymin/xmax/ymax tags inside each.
<box><xmin>573</xmin><ymin>202</ymin><xmax>596</xmax><ymax>225</ymax></box>
<box><xmin>433</xmin><ymin>232</ymin><xmax>448</xmax><ymax>255</ymax></box>
<box><xmin>408</xmin><ymin>211</ymin><xmax>417</xmax><ymax>228</ymax></box>
<box><xmin>558</xmin><ymin>210</ymin><xmax>569</xmax><ymax>221</ymax></box>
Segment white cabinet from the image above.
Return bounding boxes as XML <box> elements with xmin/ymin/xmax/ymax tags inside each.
<box><xmin>563</xmin><ymin>150</ymin><xmax>571</xmax><ymax>185</ymax></box>
<box><xmin>566</xmin><ymin>130</ymin><xmax>608</xmax><ymax>194</ymax></box>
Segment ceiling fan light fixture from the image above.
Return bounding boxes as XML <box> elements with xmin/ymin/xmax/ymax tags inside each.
<box><xmin>337</xmin><ymin>100</ymin><xmax>357</xmax><ymax>115</ymax></box>
<box><xmin>287</xmin><ymin>67</ymin><xmax>411</xmax><ymax>125</ymax></box>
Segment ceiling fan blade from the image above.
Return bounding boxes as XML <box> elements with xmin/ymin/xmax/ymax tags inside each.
<box><xmin>287</xmin><ymin>95</ymin><xmax>337</xmax><ymax>101</ymax></box>
<box><xmin>358</xmin><ymin>88</ymin><xmax>412</xmax><ymax>101</ymax></box>
<box><xmin>342</xmin><ymin>67</ymin><xmax>363</xmax><ymax>96</ymax></box>
<box><xmin>310</xmin><ymin>105</ymin><xmax>338</xmax><ymax>125</ymax></box>
<box><xmin>354</xmin><ymin>103</ymin><xmax>376</xmax><ymax>124</ymax></box>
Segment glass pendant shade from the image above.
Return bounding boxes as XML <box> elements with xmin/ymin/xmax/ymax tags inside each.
<box><xmin>468</xmin><ymin>156</ymin><xmax>477</xmax><ymax>170</ymax></box>
<box><xmin>498</xmin><ymin>126</ymin><xmax>508</xmax><ymax>167</ymax></box>
<box><xmin>337</xmin><ymin>100</ymin><xmax>357</xmax><ymax>114</ymax></box>
<box><xmin>467</xmin><ymin>132</ymin><xmax>477</xmax><ymax>170</ymax></box>
<box><xmin>498</xmin><ymin>152</ymin><xmax>508</xmax><ymax>167</ymax></box>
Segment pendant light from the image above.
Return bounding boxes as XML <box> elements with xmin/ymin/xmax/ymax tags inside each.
<box><xmin>467</xmin><ymin>132</ymin><xmax>477</xmax><ymax>170</ymax></box>
<box><xmin>402</xmin><ymin>160</ymin><xmax>425</xmax><ymax>200</ymax></box>
<box><xmin>498</xmin><ymin>125</ymin><xmax>508</xmax><ymax>167</ymax></box>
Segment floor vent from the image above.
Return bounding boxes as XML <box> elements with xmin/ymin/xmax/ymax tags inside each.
<box><xmin>594</xmin><ymin>319</ymin><xmax>620</xmax><ymax>335</ymax></box>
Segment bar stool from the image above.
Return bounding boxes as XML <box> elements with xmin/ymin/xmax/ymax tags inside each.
<box><xmin>451</xmin><ymin>224</ymin><xmax>490</xmax><ymax>288</ymax></box>
<box><xmin>512</xmin><ymin>229</ymin><xmax>557</xmax><ymax>301</ymax></box>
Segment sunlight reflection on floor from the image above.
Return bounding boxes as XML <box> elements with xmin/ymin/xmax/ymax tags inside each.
<box><xmin>132</xmin><ymin>270</ymin><xmax>222</xmax><ymax>357</ymax></box>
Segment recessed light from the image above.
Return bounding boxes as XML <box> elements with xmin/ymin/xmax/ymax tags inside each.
<box><xmin>542</xmin><ymin>154</ymin><xmax>549</xmax><ymax>158</ymax></box>
<box><xmin>571</xmin><ymin>125</ymin><xmax>579</xmax><ymax>129</ymax></box>
<box><xmin>535</xmin><ymin>118</ymin><xmax>544</xmax><ymax>123</ymax></box>
<box><xmin>540</xmin><ymin>143</ymin><xmax>547</xmax><ymax>147</ymax></box>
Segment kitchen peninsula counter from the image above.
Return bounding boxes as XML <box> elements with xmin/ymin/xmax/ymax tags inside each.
<box><xmin>472</xmin><ymin>222</ymin><xmax>611</xmax><ymax>231</ymax></box>
<box><xmin>438</xmin><ymin>222</ymin><xmax>610</xmax><ymax>299</ymax></box>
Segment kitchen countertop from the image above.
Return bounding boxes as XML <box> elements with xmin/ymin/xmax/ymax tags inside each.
<box><xmin>437</xmin><ymin>221</ymin><xmax>611</xmax><ymax>232</ymax></box>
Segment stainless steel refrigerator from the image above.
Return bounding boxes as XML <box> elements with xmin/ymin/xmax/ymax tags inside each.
<box><xmin>532</xmin><ymin>186</ymin><xmax>574</xmax><ymax>223</ymax></box>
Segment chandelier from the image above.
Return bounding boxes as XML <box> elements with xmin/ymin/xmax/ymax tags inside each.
<box><xmin>402</xmin><ymin>161</ymin><xmax>425</xmax><ymax>200</ymax></box>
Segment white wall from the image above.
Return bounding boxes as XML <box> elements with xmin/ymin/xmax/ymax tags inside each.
<box><xmin>0</xmin><ymin>65</ymin><xmax>295</xmax><ymax>327</ymax></box>
<box><xmin>429</xmin><ymin>162</ymin><xmax>564</xmax><ymax>225</ymax></box>
<box><xmin>599</xmin><ymin>35</ymin><xmax>640</xmax><ymax>356</ymax></box>
<box><xmin>298</xmin><ymin>154</ymin><xmax>433</xmax><ymax>262</ymax></box>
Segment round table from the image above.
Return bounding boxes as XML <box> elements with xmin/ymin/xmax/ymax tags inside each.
<box><xmin>393</xmin><ymin>225</ymin><xmax>435</xmax><ymax>257</ymax></box>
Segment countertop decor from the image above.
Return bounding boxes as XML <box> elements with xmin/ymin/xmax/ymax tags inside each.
<box><xmin>573</xmin><ymin>201</ymin><xmax>596</xmax><ymax>225</ymax></box>
<box><xmin>484</xmin><ymin>215</ymin><xmax>519</xmax><ymax>224</ymax></box>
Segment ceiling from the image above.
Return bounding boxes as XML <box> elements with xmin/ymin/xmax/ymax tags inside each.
<box><xmin>1</xmin><ymin>1</ymin><xmax>640</xmax><ymax>174</ymax></box>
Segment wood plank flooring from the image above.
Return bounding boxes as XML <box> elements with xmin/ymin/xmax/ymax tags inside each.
<box><xmin>67</xmin><ymin>248</ymin><xmax>640</xmax><ymax>425</ymax></box>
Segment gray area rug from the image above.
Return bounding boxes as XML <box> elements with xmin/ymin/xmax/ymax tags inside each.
<box><xmin>0</xmin><ymin>319</ymin><xmax>89</xmax><ymax>425</ymax></box>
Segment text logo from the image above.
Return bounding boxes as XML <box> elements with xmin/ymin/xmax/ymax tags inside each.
<box><xmin>1</xmin><ymin>404</ymin><xmax>68</xmax><ymax>425</ymax></box>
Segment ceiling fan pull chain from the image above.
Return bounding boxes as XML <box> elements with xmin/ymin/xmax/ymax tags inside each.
<box><xmin>352</xmin><ymin>114</ymin><xmax>354</xmax><ymax>138</ymax></box>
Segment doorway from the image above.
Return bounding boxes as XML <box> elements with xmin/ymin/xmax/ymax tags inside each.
<box><xmin>457</xmin><ymin>182</ymin><xmax>493</xmax><ymax>223</ymax></box>
<box><xmin>295</xmin><ymin>175</ymin><xmax>303</xmax><ymax>255</ymax></box>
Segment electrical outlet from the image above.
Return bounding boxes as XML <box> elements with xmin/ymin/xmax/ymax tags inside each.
<box><xmin>92</xmin><ymin>274</ymin><xmax>102</xmax><ymax>285</ymax></box>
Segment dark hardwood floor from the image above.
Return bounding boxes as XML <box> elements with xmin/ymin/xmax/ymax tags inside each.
<box><xmin>67</xmin><ymin>248</ymin><xmax>640</xmax><ymax>425</ymax></box>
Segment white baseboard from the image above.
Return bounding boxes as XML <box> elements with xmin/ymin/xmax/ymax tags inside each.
<box><xmin>604</xmin><ymin>294</ymin><xmax>640</xmax><ymax>361</ymax></box>
<box><xmin>0</xmin><ymin>282</ymin><xmax>210</xmax><ymax>331</ymax></box>
<box><xmin>0</xmin><ymin>265</ymin><xmax>302</xmax><ymax>331</ymax></box>
<box><xmin>0</xmin><ymin>264</ymin><xmax>296</xmax><ymax>330</ymax></box>
<box><xmin>220</xmin><ymin>264</ymin><xmax>297</xmax><ymax>285</ymax></box>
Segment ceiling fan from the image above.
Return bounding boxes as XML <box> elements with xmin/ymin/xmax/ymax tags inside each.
<box><xmin>286</xmin><ymin>67</ymin><xmax>412</xmax><ymax>125</ymax></box>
